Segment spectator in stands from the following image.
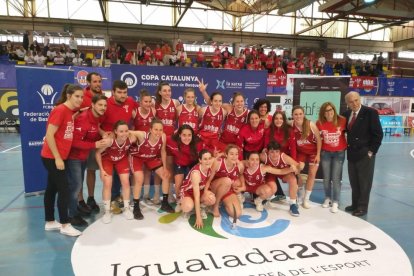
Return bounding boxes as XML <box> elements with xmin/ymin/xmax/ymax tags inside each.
<box><xmin>175</xmin><ymin>39</ymin><xmax>184</xmax><ymax>52</ymax></box>
<box><xmin>23</xmin><ymin>31</ymin><xmax>29</xmax><ymax>51</ymax></box>
<box><xmin>334</xmin><ymin>61</ymin><xmax>343</xmax><ymax>74</ymax></box>
<box><xmin>107</xmin><ymin>46</ymin><xmax>118</xmax><ymax>63</ymax></box>
<box><xmin>43</xmin><ymin>32</ymin><xmax>50</xmax><ymax>56</ymax></box>
<box><xmin>236</xmin><ymin>52</ymin><xmax>245</xmax><ymax>70</ymax></box>
<box><xmin>195</xmin><ymin>47</ymin><xmax>205</xmax><ymax>67</ymax></box>
<box><xmin>92</xmin><ymin>56</ymin><xmax>99</xmax><ymax>67</ymax></box>
<box><xmin>47</xmin><ymin>47</ymin><xmax>57</xmax><ymax>62</ymax></box>
<box><xmin>287</xmin><ymin>58</ymin><xmax>296</xmax><ymax>74</ymax></box>
<box><xmin>177</xmin><ymin>49</ymin><xmax>187</xmax><ymax>67</ymax></box>
<box><xmin>72</xmin><ymin>53</ymin><xmax>83</xmax><ymax>66</ymax></box>
<box><xmin>24</xmin><ymin>51</ymin><xmax>35</xmax><ymax>65</ymax></box>
<box><xmin>34</xmin><ymin>51</ymin><xmax>46</xmax><ymax>66</ymax></box>
<box><xmin>318</xmin><ymin>53</ymin><xmax>326</xmax><ymax>73</ymax></box>
<box><xmin>136</xmin><ymin>40</ymin><xmax>144</xmax><ymax>60</ymax></box>
<box><xmin>343</xmin><ymin>56</ymin><xmax>352</xmax><ymax>75</ymax></box>
<box><xmin>54</xmin><ymin>51</ymin><xmax>65</xmax><ymax>65</ymax></box>
<box><xmin>69</xmin><ymin>35</ymin><xmax>78</xmax><ymax>55</ymax></box>
<box><xmin>153</xmin><ymin>44</ymin><xmax>163</xmax><ymax>62</ymax></box>
<box><xmin>116</xmin><ymin>43</ymin><xmax>127</xmax><ymax>64</ymax></box>
<box><xmin>161</xmin><ymin>42</ymin><xmax>172</xmax><ymax>65</ymax></box>
<box><xmin>30</xmin><ymin>40</ymin><xmax>41</xmax><ymax>55</ymax></box>
<box><xmin>65</xmin><ymin>49</ymin><xmax>75</xmax><ymax>64</ymax></box>
<box><xmin>124</xmin><ymin>51</ymin><xmax>134</xmax><ymax>64</ymax></box>
<box><xmin>221</xmin><ymin>47</ymin><xmax>232</xmax><ymax>65</ymax></box>
<box><xmin>15</xmin><ymin>46</ymin><xmax>26</xmax><ymax>61</ymax></box>
<box><xmin>212</xmin><ymin>53</ymin><xmax>221</xmax><ymax>68</ymax></box>
<box><xmin>377</xmin><ymin>52</ymin><xmax>384</xmax><ymax>72</ymax></box>
<box><xmin>143</xmin><ymin>46</ymin><xmax>152</xmax><ymax>63</ymax></box>
<box><xmin>354</xmin><ymin>59</ymin><xmax>363</xmax><ymax>75</ymax></box>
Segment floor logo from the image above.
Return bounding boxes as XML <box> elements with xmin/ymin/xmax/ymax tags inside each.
<box><xmin>72</xmin><ymin>202</ymin><xmax>413</xmax><ymax>276</ymax></box>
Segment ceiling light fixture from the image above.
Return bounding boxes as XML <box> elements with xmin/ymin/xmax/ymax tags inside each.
<box><xmin>364</xmin><ymin>0</ymin><xmax>376</xmax><ymax>3</ymax></box>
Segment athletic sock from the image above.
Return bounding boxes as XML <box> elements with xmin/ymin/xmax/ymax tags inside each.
<box><xmin>162</xmin><ymin>193</ymin><xmax>168</xmax><ymax>203</ymax></box>
<box><xmin>143</xmin><ymin>185</ymin><xmax>150</xmax><ymax>198</ymax></box>
<box><xmin>123</xmin><ymin>200</ymin><xmax>130</xmax><ymax>209</ymax></box>
<box><xmin>103</xmin><ymin>200</ymin><xmax>110</xmax><ymax>212</ymax></box>
<box><xmin>305</xmin><ymin>190</ymin><xmax>312</xmax><ymax>200</ymax></box>
<box><xmin>133</xmin><ymin>199</ymin><xmax>140</xmax><ymax>206</ymax></box>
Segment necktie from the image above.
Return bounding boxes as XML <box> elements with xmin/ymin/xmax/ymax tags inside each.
<box><xmin>348</xmin><ymin>112</ymin><xmax>357</xmax><ymax>129</ymax></box>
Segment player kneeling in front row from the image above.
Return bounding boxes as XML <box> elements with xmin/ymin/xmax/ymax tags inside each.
<box><xmin>238</xmin><ymin>151</ymin><xmax>297</xmax><ymax>214</ymax></box>
<box><xmin>180</xmin><ymin>149</ymin><xmax>216</xmax><ymax>229</ymax></box>
<box><xmin>260</xmin><ymin>141</ymin><xmax>302</xmax><ymax>216</ymax></box>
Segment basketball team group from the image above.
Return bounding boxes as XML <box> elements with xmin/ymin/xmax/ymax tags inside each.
<box><xmin>41</xmin><ymin>72</ymin><xmax>383</xmax><ymax>237</ymax></box>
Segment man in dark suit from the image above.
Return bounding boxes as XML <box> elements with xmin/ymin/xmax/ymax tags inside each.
<box><xmin>343</xmin><ymin>91</ymin><xmax>383</xmax><ymax>216</ymax></box>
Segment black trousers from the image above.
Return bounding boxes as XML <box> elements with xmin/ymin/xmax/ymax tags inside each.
<box><xmin>42</xmin><ymin>158</ymin><xmax>69</xmax><ymax>224</ymax></box>
<box><xmin>347</xmin><ymin>155</ymin><xmax>376</xmax><ymax>212</ymax></box>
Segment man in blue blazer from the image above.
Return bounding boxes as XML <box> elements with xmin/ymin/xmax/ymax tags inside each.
<box><xmin>343</xmin><ymin>91</ymin><xmax>383</xmax><ymax>216</ymax></box>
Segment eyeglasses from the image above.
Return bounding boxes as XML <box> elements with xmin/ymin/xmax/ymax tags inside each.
<box><xmin>325</xmin><ymin>108</ymin><xmax>334</xmax><ymax>112</ymax></box>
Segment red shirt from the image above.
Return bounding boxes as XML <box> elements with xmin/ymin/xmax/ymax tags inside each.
<box><xmin>101</xmin><ymin>96</ymin><xmax>137</xmax><ymax>132</ymax></box>
<box><xmin>166</xmin><ymin>138</ymin><xmax>204</xmax><ymax>166</ymax></box>
<box><xmin>130</xmin><ymin>132</ymin><xmax>162</xmax><ymax>159</ymax></box>
<box><xmin>68</xmin><ymin>109</ymin><xmax>101</xmax><ymax>160</ymax></box>
<box><xmin>212</xmin><ymin>55</ymin><xmax>221</xmax><ymax>68</ymax></box>
<box><xmin>199</xmin><ymin>106</ymin><xmax>224</xmax><ymax>140</ymax></box>
<box><xmin>41</xmin><ymin>104</ymin><xmax>75</xmax><ymax>159</ymax></box>
<box><xmin>294</xmin><ymin>125</ymin><xmax>317</xmax><ymax>155</ymax></box>
<box><xmin>155</xmin><ymin>100</ymin><xmax>177</xmax><ymax>136</ymax></box>
<box><xmin>178</xmin><ymin>105</ymin><xmax>199</xmax><ymax>134</ymax></box>
<box><xmin>196</xmin><ymin>51</ymin><xmax>205</xmax><ymax>62</ymax></box>
<box><xmin>102</xmin><ymin>138</ymin><xmax>131</xmax><ymax>162</ymax></box>
<box><xmin>265</xmin><ymin>152</ymin><xmax>290</xmax><ymax>169</ymax></box>
<box><xmin>287</xmin><ymin>61</ymin><xmax>296</xmax><ymax>74</ymax></box>
<box><xmin>154</xmin><ymin>48</ymin><xmax>163</xmax><ymax>61</ymax></box>
<box><xmin>213</xmin><ymin>158</ymin><xmax>240</xmax><ymax>181</ymax></box>
<box><xmin>316</xmin><ymin>118</ymin><xmax>347</xmax><ymax>152</ymax></box>
<box><xmin>237</xmin><ymin>123</ymin><xmax>265</xmax><ymax>153</ymax></box>
<box><xmin>244</xmin><ymin>164</ymin><xmax>266</xmax><ymax>187</ymax></box>
<box><xmin>264</xmin><ymin>127</ymin><xmax>297</xmax><ymax>160</ymax></box>
<box><xmin>134</xmin><ymin>107</ymin><xmax>155</xmax><ymax>132</ymax></box>
<box><xmin>181</xmin><ymin>164</ymin><xmax>211</xmax><ymax>194</ymax></box>
<box><xmin>80</xmin><ymin>86</ymin><xmax>100</xmax><ymax>109</ymax></box>
<box><xmin>220</xmin><ymin>108</ymin><xmax>248</xmax><ymax>144</ymax></box>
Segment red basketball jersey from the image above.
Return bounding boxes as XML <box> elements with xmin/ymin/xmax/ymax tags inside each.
<box><xmin>243</xmin><ymin>164</ymin><xmax>266</xmax><ymax>187</ymax></box>
<box><xmin>130</xmin><ymin>132</ymin><xmax>162</xmax><ymax>160</ymax></box>
<box><xmin>155</xmin><ymin>99</ymin><xmax>176</xmax><ymax>136</ymax></box>
<box><xmin>102</xmin><ymin>138</ymin><xmax>131</xmax><ymax>162</ymax></box>
<box><xmin>134</xmin><ymin>107</ymin><xmax>155</xmax><ymax>132</ymax></box>
<box><xmin>213</xmin><ymin>158</ymin><xmax>240</xmax><ymax>181</ymax></box>
<box><xmin>199</xmin><ymin>106</ymin><xmax>224</xmax><ymax>140</ymax></box>
<box><xmin>220</xmin><ymin>108</ymin><xmax>248</xmax><ymax>144</ymax></box>
<box><xmin>181</xmin><ymin>164</ymin><xmax>211</xmax><ymax>194</ymax></box>
<box><xmin>178</xmin><ymin>105</ymin><xmax>199</xmax><ymax>134</ymax></box>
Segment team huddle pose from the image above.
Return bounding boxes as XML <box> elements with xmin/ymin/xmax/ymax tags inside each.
<box><xmin>41</xmin><ymin>74</ymin><xmax>353</xmax><ymax>237</ymax></box>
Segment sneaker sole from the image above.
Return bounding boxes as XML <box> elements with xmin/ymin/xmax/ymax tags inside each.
<box><xmin>45</xmin><ymin>226</ymin><xmax>61</xmax><ymax>231</ymax></box>
<box><xmin>290</xmin><ymin>212</ymin><xmax>300</xmax><ymax>217</ymax></box>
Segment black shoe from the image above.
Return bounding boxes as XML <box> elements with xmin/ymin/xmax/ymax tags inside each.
<box><xmin>133</xmin><ymin>205</ymin><xmax>144</xmax><ymax>220</ymax></box>
<box><xmin>352</xmin><ymin>210</ymin><xmax>367</xmax><ymax>217</ymax></box>
<box><xmin>160</xmin><ymin>202</ymin><xmax>174</xmax><ymax>213</ymax></box>
<box><xmin>87</xmin><ymin>197</ymin><xmax>100</xmax><ymax>213</ymax></box>
<box><xmin>344</xmin><ymin>205</ymin><xmax>355</xmax><ymax>212</ymax></box>
<box><xmin>70</xmin><ymin>215</ymin><xmax>88</xmax><ymax>227</ymax></box>
<box><xmin>77</xmin><ymin>201</ymin><xmax>92</xmax><ymax>216</ymax></box>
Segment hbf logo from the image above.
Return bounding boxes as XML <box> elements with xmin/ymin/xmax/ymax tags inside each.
<box><xmin>36</xmin><ymin>84</ymin><xmax>58</xmax><ymax>105</ymax></box>
<box><xmin>121</xmin><ymin>72</ymin><xmax>138</xmax><ymax>89</ymax></box>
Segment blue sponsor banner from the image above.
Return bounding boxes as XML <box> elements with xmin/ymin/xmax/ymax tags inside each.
<box><xmin>73</xmin><ymin>66</ymin><xmax>112</xmax><ymax>91</ymax></box>
<box><xmin>0</xmin><ymin>64</ymin><xmax>16</xmax><ymax>88</ymax></box>
<box><xmin>110</xmin><ymin>65</ymin><xmax>267</xmax><ymax>108</ymax></box>
<box><xmin>378</xmin><ymin>78</ymin><xmax>414</xmax><ymax>97</ymax></box>
<box><xmin>16</xmin><ymin>66</ymin><xmax>73</xmax><ymax>194</ymax></box>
